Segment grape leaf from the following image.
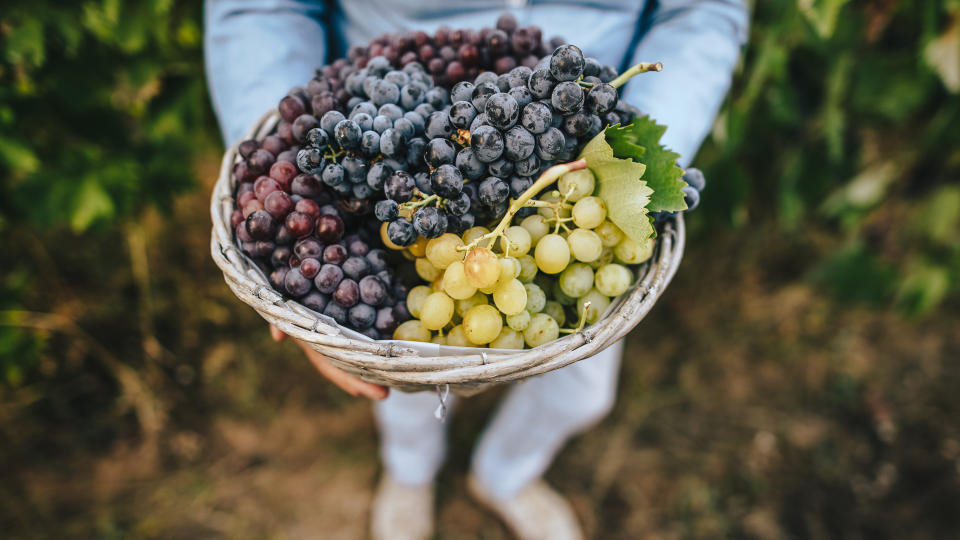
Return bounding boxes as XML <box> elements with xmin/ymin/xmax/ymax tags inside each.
<box><xmin>607</xmin><ymin>117</ymin><xmax>688</xmax><ymax>213</ymax></box>
<box><xmin>579</xmin><ymin>131</ymin><xmax>654</xmax><ymax>244</ymax></box>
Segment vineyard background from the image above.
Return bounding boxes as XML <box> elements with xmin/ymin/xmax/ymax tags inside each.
<box><xmin>2</xmin><ymin>1</ymin><xmax>960</xmax><ymax>538</ymax></box>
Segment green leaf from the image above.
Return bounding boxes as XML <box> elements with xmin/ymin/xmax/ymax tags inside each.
<box><xmin>70</xmin><ymin>178</ymin><xmax>115</xmax><ymax>232</ymax></box>
<box><xmin>606</xmin><ymin>117</ymin><xmax>688</xmax><ymax>213</ymax></box>
<box><xmin>579</xmin><ymin>131</ymin><xmax>654</xmax><ymax>243</ymax></box>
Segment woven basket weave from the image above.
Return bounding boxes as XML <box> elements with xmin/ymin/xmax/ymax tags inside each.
<box><xmin>210</xmin><ymin>111</ymin><xmax>686</xmax><ymax>395</ymax></box>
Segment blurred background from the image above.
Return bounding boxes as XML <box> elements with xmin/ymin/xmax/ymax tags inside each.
<box><xmin>2</xmin><ymin>1</ymin><xmax>959</xmax><ymax>538</ymax></box>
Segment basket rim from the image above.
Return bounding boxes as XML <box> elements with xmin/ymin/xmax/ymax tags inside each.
<box><xmin>210</xmin><ymin>110</ymin><xmax>686</xmax><ymax>390</ymax></box>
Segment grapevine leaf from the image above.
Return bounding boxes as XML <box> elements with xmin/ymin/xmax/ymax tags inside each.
<box><xmin>607</xmin><ymin>117</ymin><xmax>688</xmax><ymax>213</ymax></box>
<box><xmin>579</xmin><ymin>131</ymin><xmax>654</xmax><ymax>243</ymax></box>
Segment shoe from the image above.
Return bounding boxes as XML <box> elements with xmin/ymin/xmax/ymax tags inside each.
<box><xmin>370</xmin><ymin>473</ymin><xmax>434</xmax><ymax>540</ymax></box>
<box><xmin>466</xmin><ymin>473</ymin><xmax>584</xmax><ymax>540</ymax></box>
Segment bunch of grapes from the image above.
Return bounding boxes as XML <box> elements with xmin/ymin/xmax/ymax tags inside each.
<box><xmin>393</xmin><ymin>164</ymin><xmax>658</xmax><ymax>348</ymax></box>
<box><xmin>347</xmin><ymin>13</ymin><xmax>564</xmax><ymax>87</ymax></box>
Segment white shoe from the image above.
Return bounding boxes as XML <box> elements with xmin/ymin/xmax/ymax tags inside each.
<box><xmin>370</xmin><ymin>474</ymin><xmax>434</xmax><ymax>540</ymax></box>
<box><xmin>467</xmin><ymin>473</ymin><xmax>584</xmax><ymax>540</ymax></box>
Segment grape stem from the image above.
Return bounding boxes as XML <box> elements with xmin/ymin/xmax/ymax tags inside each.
<box><xmin>482</xmin><ymin>159</ymin><xmax>588</xmax><ymax>250</ymax></box>
<box><xmin>559</xmin><ymin>302</ymin><xmax>591</xmax><ymax>334</ymax></box>
<box><xmin>609</xmin><ymin>62</ymin><xmax>663</xmax><ymax>89</ymax></box>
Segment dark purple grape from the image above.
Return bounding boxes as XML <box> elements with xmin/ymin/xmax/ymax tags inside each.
<box><xmin>430</xmin><ymin>163</ymin><xmax>464</xmax><ymax>198</ymax></box>
<box><xmin>375</xmin><ymin>199</ymin><xmax>400</xmax><ymax>222</ymax></box>
<box><xmin>599</xmin><ymin>65</ymin><xmax>619</xmax><ymax>83</ymax></box>
<box><xmin>323</xmin><ymin>244</ymin><xmax>348</xmax><ymax>265</ymax></box>
<box><xmin>514</xmin><ymin>153</ymin><xmax>541</xmax><ymax>177</ymax></box>
<box><xmin>301</xmin><ymin>291</ymin><xmax>329</xmax><ymax>312</ymax></box>
<box><xmin>239</xmin><ymin>140</ymin><xmax>259</xmax><ymax>159</ymax></box>
<box><xmin>384</xmin><ymin>171</ymin><xmax>416</xmax><ymax>202</ymax></box>
<box><xmin>294</xmin><ymin>238</ymin><xmax>324</xmax><ymax>259</ymax></box>
<box><xmin>270</xmin><ymin>161</ymin><xmax>298</xmax><ymax>190</ymax></box>
<box><xmin>412</xmin><ymin>206</ymin><xmax>447</xmax><ymax>239</ymax></box>
<box><xmin>387</xmin><ymin>219</ymin><xmax>417</xmax><ymax>246</ymax></box>
<box><xmin>321</xmin><ymin>163</ymin><xmax>346</xmax><ymax>188</ymax></box>
<box><xmin>446</xmin><ymin>191</ymin><xmax>471</xmax><ymax>216</ymax></box>
<box><xmin>342</xmin><ymin>256</ymin><xmax>371</xmax><ymax>281</ymax></box>
<box><xmin>291</xmin><ymin>173</ymin><xmax>324</xmax><ymax>197</ymax></box>
<box><xmin>296</xmin><ymin>147</ymin><xmax>324</xmax><ymax>174</ymax></box>
<box><xmin>347</xmin><ymin>237</ymin><xmax>369</xmax><ymax>256</ymax></box>
<box><xmin>424</xmin><ymin>138</ymin><xmax>457</xmax><ymax>168</ymax></box>
<box><xmin>320</xmin><ymin>111</ymin><xmax>346</xmax><ymax>134</ymax></box>
<box><xmin>348</xmin><ymin>303</ymin><xmax>377</xmax><ymax>329</ymax></box>
<box><xmin>485</xmin><ymin>93</ymin><xmax>519</xmax><ymax>130</ymax></box>
<box><xmin>549</xmin><ymin>44</ymin><xmax>585</xmax><ymax>82</ymax></box>
<box><xmin>245</xmin><ymin>210</ymin><xmax>276</xmax><ymax>240</ymax></box>
<box><xmin>305</xmin><ymin>127</ymin><xmax>329</xmax><ymax>148</ymax></box>
<box><xmin>585</xmin><ymin>83</ymin><xmax>618</xmax><ymax>115</ymax></box>
<box><xmin>392</xmin><ymin>302</ymin><xmax>411</xmax><ymax>323</ymax></box>
<box><xmin>271</xmin><ymin>246</ymin><xmax>293</xmax><ymax>268</ymax></box>
<box><xmin>284</xmin><ymin>267</ymin><xmax>312</xmax><ymax>297</ymax></box>
<box><xmin>455</xmin><ymin>147</ymin><xmax>486</xmax><ymax>180</ymax></box>
<box><xmin>527</xmin><ymin>69</ymin><xmax>555</xmax><ymax>99</ymax></box>
<box><xmin>254</xmin><ymin>176</ymin><xmax>281</xmax><ymax>201</ymax></box>
<box><xmin>284</xmin><ymin>211</ymin><xmax>315</xmax><ymax>238</ymax></box>
<box><xmin>334</xmin><ymin>119</ymin><xmax>362</xmax><ymax>149</ymax></box>
<box><xmin>503</xmin><ymin>126</ymin><xmax>535</xmax><ymax>161</ymax></box>
<box><xmin>478</xmin><ymin>177</ymin><xmax>510</xmax><ymax>206</ymax></box>
<box><xmin>414</xmin><ymin>171</ymin><xmax>433</xmax><ymax>195</ymax></box>
<box><xmin>537</xmin><ymin>127</ymin><xmax>565</xmax><ymax>155</ymax></box>
<box><xmin>470</xmin><ymin>125</ymin><xmax>504</xmax><ymax>163</ymax></box>
<box><xmin>551</xmin><ymin>81</ymin><xmax>583</xmax><ymax>114</ymax></box>
<box><xmin>264</xmin><ymin>190</ymin><xmax>294</xmax><ymax>218</ymax></box>
<box><xmin>375</xmin><ymin>307</ymin><xmax>399</xmax><ymax>333</ymax></box>
<box><xmin>323</xmin><ymin>301</ymin><xmax>348</xmax><ymax>325</ymax></box>
<box><xmin>425</xmin><ymin>111</ymin><xmax>454</xmax><ymax>139</ymax></box>
<box><xmin>314</xmin><ymin>264</ymin><xmax>344</xmax><ymax>294</ymax></box>
<box><xmin>358</xmin><ymin>275</ymin><xmax>389</xmax><ymax>306</ymax></box>
<box><xmin>508</xmin><ymin>86</ymin><xmax>533</xmax><ymax>109</ymax></box>
<box><xmin>425</xmin><ymin>87</ymin><xmax>449</xmax><ymax>109</ymax></box>
<box><xmin>509</xmin><ymin>176</ymin><xmax>533</xmax><ymax>198</ymax></box>
<box><xmin>379</xmin><ymin>128</ymin><xmax>406</xmax><ymax>158</ymax></box>
<box><xmin>341</xmin><ymin>155</ymin><xmax>368</xmax><ymax>184</ymax></box>
<box><xmin>366</xmin><ymin>162</ymin><xmax>392</xmax><ymax>190</ymax></box>
<box><xmin>300</xmin><ymin>257</ymin><xmax>321</xmax><ymax>279</ymax></box>
<box><xmin>333</xmin><ymin>278</ymin><xmax>360</xmax><ymax>307</ymax></box>
<box><xmin>366</xmin><ymin>250</ymin><xmax>389</xmax><ymax>273</ymax></box>
<box><xmin>487</xmin><ymin>158</ymin><xmax>514</xmax><ymax>178</ymax></box>
<box><xmin>315</xmin><ymin>214</ymin><xmax>345</xmax><ymax>243</ymax></box>
<box><xmin>269</xmin><ymin>267</ymin><xmax>289</xmax><ymax>290</ymax></box>
<box><xmin>247</xmin><ymin>149</ymin><xmax>276</xmax><ymax>176</ymax></box>
<box><xmin>451</xmin><ymin>81</ymin><xmax>474</xmax><ymax>103</ymax></box>
<box><xmin>470</xmin><ymin>82</ymin><xmax>498</xmax><ymax>112</ymax></box>
<box><xmin>242</xmin><ymin>240</ymin><xmax>275</xmax><ymax>258</ymax></box>
<box><xmin>510</xmin><ymin>27</ymin><xmax>536</xmax><ymax>55</ymax></box>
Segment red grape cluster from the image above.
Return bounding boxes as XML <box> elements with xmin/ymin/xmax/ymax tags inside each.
<box><xmin>346</xmin><ymin>13</ymin><xmax>563</xmax><ymax>87</ymax></box>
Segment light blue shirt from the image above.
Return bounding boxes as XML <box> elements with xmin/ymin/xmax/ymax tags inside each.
<box><xmin>204</xmin><ymin>0</ymin><xmax>748</xmax><ymax>166</ymax></box>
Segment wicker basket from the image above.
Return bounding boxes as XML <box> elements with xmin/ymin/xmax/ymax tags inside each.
<box><xmin>210</xmin><ymin>111</ymin><xmax>686</xmax><ymax>395</ymax></box>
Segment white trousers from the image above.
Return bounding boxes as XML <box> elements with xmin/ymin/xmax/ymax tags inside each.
<box><xmin>374</xmin><ymin>341</ymin><xmax>623</xmax><ymax>500</ymax></box>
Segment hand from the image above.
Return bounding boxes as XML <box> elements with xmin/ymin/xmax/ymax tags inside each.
<box><xmin>270</xmin><ymin>325</ymin><xmax>389</xmax><ymax>400</ymax></box>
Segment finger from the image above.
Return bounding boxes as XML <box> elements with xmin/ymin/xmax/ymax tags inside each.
<box><xmin>296</xmin><ymin>342</ymin><xmax>389</xmax><ymax>400</ymax></box>
<box><xmin>269</xmin><ymin>325</ymin><xmax>286</xmax><ymax>342</ymax></box>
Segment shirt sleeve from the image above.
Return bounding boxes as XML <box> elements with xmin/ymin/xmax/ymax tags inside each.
<box><xmin>204</xmin><ymin>0</ymin><xmax>328</xmax><ymax>145</ymax></box>
<box><xmin>619</xmin><ymin>0</ymin><xmax>749</xmax><ymax>166</ymax></box>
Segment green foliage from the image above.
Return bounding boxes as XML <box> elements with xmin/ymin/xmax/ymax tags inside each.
<box><xmin>0</xmin><ymin>0</ymin><xmax>214</xmax><ymax>232</ymax></box>
<box><xmin>580</xmin><ymin>128</ymin><xmax>654</xmax><ymax>243</ymax></box>
<box><xmin>606</xmin><ymin>118</ymin><xmax>687</xmax><ymax>213</ymax></box>
<box><xmin>695</xmin><ymin>0</ymin><xmax>960</xmax><ymax>314</ymax></box>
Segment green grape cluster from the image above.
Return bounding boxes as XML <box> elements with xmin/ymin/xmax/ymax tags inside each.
<box><xmin>394</xmin><ymin>166</ymin><xmax>654</xmax><ymax>349</ymax></box>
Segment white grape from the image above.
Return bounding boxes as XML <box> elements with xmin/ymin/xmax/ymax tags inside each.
<box><xmin>552</xmin><ymin>279</ymin><xmax>577</xmax><ymax>306</ymax></box>
<box><xmin>415</xmin><ymin>257</ymin><xmax>442</xmax><ymax>282</ymax></box>
<box><xmin>461</xmin><ymin>226</ymin><xmax>490</xmax><ymax>246</ymax></box>
<box><xmin>506</xmin><ymin>309</ymin><xmax>531</xmax><ymax>331</ymax></box>
<box><xmin>595</xmin><ymin>263</ymin><xmax>633</xmax><ymax>297</ymax></box>
<box><xmin>534</xmin><ymin>233</ymin><xmax>571</xmax><ymax>274</ymax></box>
<box><xmin>543</xmin><ymin>300</ymin><xmax>566</xmax><ymax>327</ymax></box>
<box><xmin>462</xmin><ymin>304</ymin><xmax>503</xmax><ymax>345</ymax></box>
<box><xmin>523</xmin><ymin>313</ymin><xmax>560</xmax><ymax>348</ymax></box>
<box><xmin>405</xmin><ymin>285</ymin><xmax>432</xmax><ymax>318</ymax></box>
<box><xmin>393</xmin><ymin>320</ymin><xmax>431</xmax><ymax>342</ymax></box>
<box><xmin>523</xmin><ymin>282</ymin><xmax>546</xmax><ymax>313</ymax></box>
<box><xmin>559</xmin><ymin>263</ymin><xmax>595</xmax><ymax>299</ymax></box>
<box><xmin>499</xmin><ymin>226</ymin><xmax>532</xmax><ymax>257</ymax></box>
<box><xmin>455</xmin><ymin>291</ymin><xmax>488</xmax><ymax>317</ymax></box>
<box><xmin>445</xmin><ymin>324</ymin><xmax>473</xmax><ymax>347</ymax></box>
<box><xmin>571</xmin><ymin>196</ymin><xmax>606</xmax><ymax>229</ymax></box>
<box><xmin>520</xmin><ymin>214</ymin><xmax>550</xmax><ymax>244</ymax></box>
<box><xmin>497</xmin><ymin>257</ymin><xmax>520</xmax><ymax>285</ymax></box>
<box><xmin>490</xmin><ymin>327</ymin><xmax>525</xmax><ymax>349</ymax></box>
<box><xmin>557</xmin><ymin>168</ymin><xmax>595</xmax><ymax>202</ymax></box>
<box><xmin>426</xmin><ymin>233</ymin><xmax>464</xmax><ymax>269</ymax></box>
<box><xmin>441</xmin><ymin>260</ymin><xmax>478</xmax><ymax>300</ymax></box>
<box><xmin>493</xmin><ymin>279</ymin><xmax>527</xmax><ymax>315</ymax></box>
<box><xmin>614</xmin><ymin>236</ymin><xmax>654</xmax><ymax>264</ymax></box>
<box><xmin>595</xmin><ymin>220</ymin><xmax>624</xmax><ymax>247</ymax></box>
<box><xmin>420</xmin><ymin>291</ymin><xmax>455</xmax><ymax>330</ymax></box>
<box><xmin>588</xmin><ymin>246</ymin><xmax>615</xmax><ymax>269</ymax></box>
<box><xmin>464</xmin><ymin>247</ymin><xmax>501</xmax><ymax>289</ymax></box>
<box><xmin>408</xmin><ymin>236</ymin><xmax>428</xmax><ymax>258</ymax></box>
<box><xmin>517</xmin><ymin>254</ymin><xmax>538</xmax><ymax>282</ymax></box>
<box><xmin>566</xmin><ymin>228</ymin><xmax>603</xmax><ymax>263</ymax></box>
<box><xmin>577</xmin><ymin>288</ymin><xmax>611</xmax><ymax>324</ymax></box>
